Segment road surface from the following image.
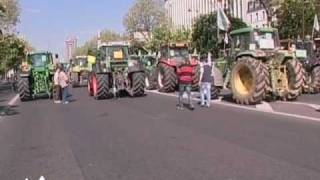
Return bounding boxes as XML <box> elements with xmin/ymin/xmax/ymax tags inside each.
<box><xmin>0</xmin><ymin>87</ymin><xmax>320</xmax><ymax>180</ymax></box>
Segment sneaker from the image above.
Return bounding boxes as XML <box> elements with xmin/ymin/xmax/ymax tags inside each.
<box><xmin>176</xmin><ymin>104</ymin><xmax>183</xmax><ymax>110</ymax></box>
<box><xmin>54</xmin><ymin>100</ymin><xmax>61</xmax><ymax>104</ymax></box>
<box><xmin>189</xmin><ymin>105</ymin><xmax>195</xmax><ymax>111</ymax></box>
<box><xmin>63</xmin><ymin>101</ymin><xmax>69</xmax><ymax>104</ymax></box>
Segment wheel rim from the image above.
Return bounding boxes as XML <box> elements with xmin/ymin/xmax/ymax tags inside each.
<box><xmin>234</xmin><ymin>66</ymin><xmax>254</xmax><ymax>96</ymax></box>
<box><xmin>87</xmin><ymin>79</ymin><xmax>91</xmax><ymax>94</ymax></box>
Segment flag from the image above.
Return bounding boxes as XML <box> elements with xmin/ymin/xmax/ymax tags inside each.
<box><xmin>314</xmin><ymin>14</ymin><xmax>320</xmax><ymax>32</ymax></box>
<box><xmin>217</xmin><ymin>8</ymin><xmax>231</xmax><ymax>31</ymax></box>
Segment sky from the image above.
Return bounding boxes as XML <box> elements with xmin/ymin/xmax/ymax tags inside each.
<box><xmin>18</xmin><ymin>0</ymin><xmax>135</xmax><ymax>58</ymax></box>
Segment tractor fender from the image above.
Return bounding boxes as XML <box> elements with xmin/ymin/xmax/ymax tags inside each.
<box><xmin>128</xmin><ymin>65</ymin><xmax>145</xmax><ymax>74</ymax></box>
<box><xmin>213</xmin><ymin>66</ymin><xmax>223</xmax><ymax>87</ymax></box>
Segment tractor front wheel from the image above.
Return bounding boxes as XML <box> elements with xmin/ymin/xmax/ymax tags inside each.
<box><xmin>230</xmin><ymin>57</ymin><xmax>266</xmax><ymax>105</ymax></box>
<box><xmin>131</xmin><ymin>72</ymin><xmax>145</xmax><ymax>97</ymax></box>
<box><xmin>285</xmin><ymin>59</ymin><xmax>303</xmax><ymax>100</ymax></box>
<box><xmin>18</xmin><ymin>77</ymin><xmax>31</xmax><ymax>101</ymax></box>
<box><xmin>71</xmin><ymin>72</ymin><xmax>79</xmax><ymax>88</ymax></box>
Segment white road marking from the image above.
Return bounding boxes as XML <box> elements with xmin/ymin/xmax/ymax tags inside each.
<box><xmin>147</xmin><ymin>90</ymin><xmax>320</xmax><ymax>122</ymax></box>
<box><xmin>277</xmin><ymin>101</ymin><xmax>320</xmax><ymax>110</ymax></box>
<box><xmin>8</xmin><ymin>94</ymin><xmax>19</xmax><ymax>106</ymax></box>
<box><xmin>256</xmin><ymin>101</ymin><xmax>274</xmax><ymax>112</ymax></box>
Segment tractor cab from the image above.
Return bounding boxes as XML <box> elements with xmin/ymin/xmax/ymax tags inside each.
<box><xmin>230</xmin><ymin>27</ymin><xmax>280</xmax><ymax>56</ymax></box>
<box><xmin>158</xmin><ymin>43</ymin><xmax>196</xmax><ymax>67</ymax></box>
<box><xmin>27</xmin><ymin>52</ymin><xmax>53</xmax><ymax>69</ymax></box>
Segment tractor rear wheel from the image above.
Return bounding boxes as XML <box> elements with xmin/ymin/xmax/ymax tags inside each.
<box><xmin>157</xmin><ymin>63</ymin><xmax>177</xmax><ymax>92</ymax></box>
<box><xmin>71</xmin><ymin>72</ymin><xmax>79</xmax><ymax>88</ymax></box>
<box><xmin>230</xmin><ymin>57</ymin><xmax>266</xmax><ymax>105</ymax></box>
<box><xmin>285</xmin><ymin>59</ymin><xmax>303</xmax><ymax>100</ymax></box>
<box><xmin>131</xmin><ymin>72</ymin><xmax>145</xmax><ymax>97</ymax></box>
<box><xmin>92</xmin><ymin>74</ymin><xmax>110</xmax><ymax>99</ymax></box>
<box><xmin>18</xmin><ymin>77</ymin><xmax>31</xmax><ymax>101</ymax></box>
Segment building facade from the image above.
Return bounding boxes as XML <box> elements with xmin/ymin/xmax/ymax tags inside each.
<box><xmin>164</xmin><ymin>0</ymin><xmax>274</xmax><ymax>29</ymax></box>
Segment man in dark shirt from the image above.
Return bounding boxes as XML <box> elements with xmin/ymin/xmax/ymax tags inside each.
<box><xmin>177</xmin><ymin>59</ymin><xmax>195</xmax><ymax>110</ymax></box>
<box><xmin>199</xmin><ymin>54</ymin><xmax>214</xmax><ymax>107</ymax></box>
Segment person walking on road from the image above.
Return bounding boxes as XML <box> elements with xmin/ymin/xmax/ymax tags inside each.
<box><xmin>58</xmin><ymin>65</ymin><xmax>70</xmax><ymax>104</ymax></box>
<box><xmin>53</xmin><ymin>64</ymin><xmax>62</xmax><ymax>104</ymax></box>
<box><xmin>177</xmin><ymin>58</ymin><xmax>195</xmax><ymax>110</ymax></box>
<box><xmin>199</xmin><ymin>53</ymin><xmax>213</xmax><ymax>108</ymax></box>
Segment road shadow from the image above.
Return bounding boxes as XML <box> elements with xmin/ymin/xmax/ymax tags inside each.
<box><xmin>0</xmin><ymin>105</ymin><xmax>19</xmax><ymax>116</ymax></box>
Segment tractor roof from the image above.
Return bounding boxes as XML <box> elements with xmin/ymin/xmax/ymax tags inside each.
<box><xmin>28</xmin><ymin>51</ymin><xmax>52</xmax><ymax>56</ymax></box>
<box><xmin>230</xmin><ymin>27</ymin><xmax>278</xmax><ymax>35</ymax></box>
<box><xmin>99</xmin><ymin>41</ymin><xmax>130</xmax><ymax>47</ymax></box>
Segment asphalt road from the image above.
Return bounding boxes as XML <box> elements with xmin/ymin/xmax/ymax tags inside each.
<box><xmin>1</xmin><ymin>87</ymin><xmax>320</xmax><ymax>180</ymax></box>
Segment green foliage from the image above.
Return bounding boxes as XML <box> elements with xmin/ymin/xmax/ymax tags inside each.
<box><xmin>76</xmin><ymin>30</ymin><xmax>125</xmax><ymax>56</ymax></box>
<box><xmin>123</xmin><ymin>0</ymin><xmax>165</xmax><ymax>34</ymax></box>
<box><xmin>275</xmin><ymin>0</ymin><xmax>316</xmax><ymax>39</ymax></box>
<box><xmin>146</xmin><ymin>25</ymin><xmax>191</xmax><ymax>52</ymax></box>
<box><xmin>0</xmin><ymin>0</ymin><xmax>20</xmax><ymax>32</ymax></box>
<box><xmin>0</xmin><ymin>35</ymin><xmax>26</xmax><ymax>73</ymax></box>
<box><xmin>192</xmin><ymin>13</ymin><xmax>247</xmax><ymax>55</ymax></box>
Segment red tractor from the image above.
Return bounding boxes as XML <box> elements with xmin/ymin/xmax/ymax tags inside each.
<box><xmin>151</xmin><ymin>43</ymin><xmax>199</xmax><ymax>92</ymax></box>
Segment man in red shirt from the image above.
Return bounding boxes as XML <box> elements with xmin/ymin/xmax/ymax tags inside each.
<box><xmin>177</xmin><ymin>59</ymin><xmax>195</xmax><ymax>110</ymax></box>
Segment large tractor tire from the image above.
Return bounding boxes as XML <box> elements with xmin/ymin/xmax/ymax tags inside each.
<box><xmin>157</xmin><ymin>63</ymin><xmax>177</xmax><ymax>93</ymax></box>
<box><xmin>211</xmin><ymin>83</ymin><xmax>220</xmax><ymax>100</ymax></box>
<box><xmin>18</xmin><ymin>77</ymin><xmax>32</xmax><ymax>101</ymax></box>
<box><xmin>230</xmin><ymin>57</ymin><xmax>266</xmax><ymax>105</ymax></box>
<box><xmin>71</xmin><ymin>72</ymin><xmax>79</xmax><ymax>88</ymax></box>
<box><xmin>92</xmin><ymin>74</ymin><xmax>110</xmax><ymax>100</ymax></box>
<box><xmin>131</xmin><ymin>72</ymin><xmax>145</xmax><ymax>97</ymax></box>
<box><xmin>310</xmin><ymin>66</ymin><xmax>320</xmax><ymax>93</ymax></box>
<box><xmin>146</xmin><ymin>69</ymin><xmax>158</xmax><ymax>90</ymax></box>
<box><xmin>285</xmin><ymin>59</ymin><xmax>303</xmax><ymax>100</ymax></box>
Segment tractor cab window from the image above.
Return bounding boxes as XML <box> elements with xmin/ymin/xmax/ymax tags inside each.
<box><xmin>105</xmin><ymin>46</ymin><xmax>129</xmax><ymax>60</ymax></box>
<box><xmin>232</xmin><ymin>32</ymin><xmax>251</xmax><ymax>51</ymax></box>
<box><xmin>254</xmin><ymin>31</ymin><xmax>279</xmax><ymax>50</ymax></box>
<box><xmin>75</xmin><ymin>58</ymin><xmax>88</xmax><ymax>67</ymax></box>
<box><xmin>28</xmin><ymin>54</ymin><xmax>50</xmax><ymax>67</ymax></box>
<box><xmin>168</xmin><ymin>47</ymin><xmax>189</xmax><ymax>58</ymax></box>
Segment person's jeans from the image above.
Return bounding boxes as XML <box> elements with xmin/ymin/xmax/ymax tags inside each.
<box><xmin>178</xmin><ymin>83</ymin><xmax>193</xmax><ymax>108</ymax></box>
<box><xmin>200</xmin><ymin>82</ymin><xmax>211</xmax><ymax>107</ymax></box>
<box><xmin>62</xmin><ymin>87</ymin><xmax>69</xmax><ymax>103</ymax></box>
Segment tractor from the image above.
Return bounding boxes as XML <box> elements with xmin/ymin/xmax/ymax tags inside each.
<box><xmin>146</xmin><ymin>43</ymin><xmax>199</xmax><ymax>92</ymax></box>
<box><xmin>214</xmin><ymin>27</ymin><xmax>303</xmax><ymax>105</ymax></box>
<box><xmin>284</xmin><ymin>37</ymin><xmax>320</xmax><ymax>93</ymax></box>
<box><xmin>17</xmin><ymin>52</ymin><xmax>54</xmax><ymax>101</ymax></box>
<box><xmin>87</xmin><ymin>41</ymin><xmax>146</xmax><ymax>99</ymax></box>
<box><xmin>70</xmin><ymin>55</ymin><xmax>94</xmax><ymax>87</ymax></box>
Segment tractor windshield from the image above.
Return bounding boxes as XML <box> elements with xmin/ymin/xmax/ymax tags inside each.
<box><xmin>75</xmin><ymin>58</ymin><xmax>88</xmax><ymax>67</ymax></box>
<box><xmin>254</xmin><ymin>31</ymin><xmax>279</xmax><ymax>50</ymax></box>
<box><xmin>169</xmin><ymin>47</ymin><xmax>189</xmax><ymax>58</ymax></box>
<box><xmin>105</xmin><ymin>46</ymin><xmax>129</xmax><ymax>60</ymax></box>
<box><xmin>28</xmin><ymin>53</ymin><xmax>51</xmax><ymax>67</ymax></box>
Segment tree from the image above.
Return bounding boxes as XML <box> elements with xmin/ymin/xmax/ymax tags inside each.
<box><xmin>123</xmin><ymin>0</ymin><xmax>165</xmax><ymax>41</ymax></box>
<box><xmin>275</xmin><ymin>0</ymin><xmax>316</xmax><ymax>39</ymax></box>
<box><xmin>0</xmin><ymin>35</ymin><xmax>26</xmax><ymax>74</ymax></box>
<box><xmin>0</xmin><ymin>0</ymin><xmax>20</xmax><ymax>33</ymax></box>
<box><xmin>76</xmin><ymin>29</ymin><xmax>125</xmax><ymax>55</ymax></box>
<box><xmin>192</xmin><ymin>13</ymin><xmax>247</xmax><ymax>56</ymax></box>
<box><xmin>146</xmin><ymin>24</ymin><xmax>192</xmax><ymax>52</ymax></box>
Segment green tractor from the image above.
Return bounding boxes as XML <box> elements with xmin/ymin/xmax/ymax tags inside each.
<box><xmin>292</xmin><ymin>38</ymin><xmax>320</xmax><ymax>93</ymax></box>
<box><xmin>17</xmin><ymin>52</ymin><xmax>54</xmax><ymax>101</ymax></box>
<box><xmin>70</xmin><ymin>55</ymin><xmax>94</xmax><ymax>87</ymax></box>
<box><xmin>87</xmin><ymin>41</ymin><xmax>146</xmax><ymax>99</ymax></box>
<box><xmin>215</xmin><ymin>27</ymin><xmax>303</xmax><ymax>105</ymax></box>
